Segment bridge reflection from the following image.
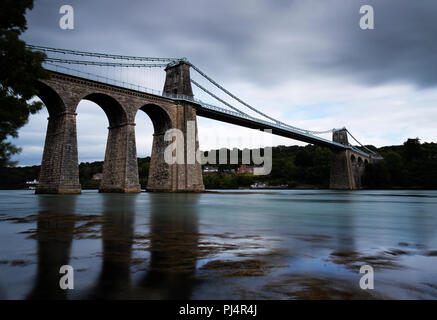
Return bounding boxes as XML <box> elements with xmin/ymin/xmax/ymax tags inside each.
<box><xmin>89</xmin><ymin>194</ymin><xmax>136</xmax><ymax>299</ymax></box>
<box><xmin>139</xmin><ymin>193</ymin><xmax>199</xmax><ymax>299</ymax></box>
<box><xmin>26</xmin><ymin>193</ymin><xmax>200</xmax><ymax>299</ymax></box>
<box><xmin>27</xmin><ymin>196</ymin><xmax>77</xmax><ymax>299</ymax></box>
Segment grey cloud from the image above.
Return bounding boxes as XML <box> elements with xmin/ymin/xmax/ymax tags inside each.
<box><xmin>22</xmin><ymin>0</ymin><xmax>437</xmax><ymax>88</ymax></box>
<box><xmin>12</xmin><ymin>0</ymin><xmax>437</xmax><ymax>165</ymax></box>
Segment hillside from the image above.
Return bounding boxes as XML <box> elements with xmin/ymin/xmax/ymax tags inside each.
<box><xmin>1</xmin><ymin>138</ymin><xmax>436</xmax><ymax>190</ymax></box>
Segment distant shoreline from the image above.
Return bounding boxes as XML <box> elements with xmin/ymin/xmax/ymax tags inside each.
<box><xmin>2</xmin><ymin>187</ymin><xmax>436</xmax><ymax>192</ymax></box>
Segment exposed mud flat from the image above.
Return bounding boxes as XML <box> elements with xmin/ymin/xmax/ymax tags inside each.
<box><xmin>261</xmin><ymin>274</ymin><xmax>384</xmax><ymax>300</ymax></box>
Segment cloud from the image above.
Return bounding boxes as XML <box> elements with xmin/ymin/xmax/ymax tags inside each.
<box><xmin>8</xmin><ymin>0</ymin><xmax>437</xmax><ymax>165</ymax></box>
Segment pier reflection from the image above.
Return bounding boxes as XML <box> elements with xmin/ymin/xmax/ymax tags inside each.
<box><xmin>23</xmin><ymin>192</ymin><xmax>201</xmax><ymax>299</ymax></box>
<box><xmin>27</xmin><ymin>195</ymin><xmax>77</xmax><ymax>299</ymax></box>
<box><xmin>89</xmin><ymin>194</ymin><xmax>136</xmax><ymax>299</ymax></box>
<box><xmin>139</xmin><ymin>193</ymin><xmax>200</xmax><ymax>299</ymax></box>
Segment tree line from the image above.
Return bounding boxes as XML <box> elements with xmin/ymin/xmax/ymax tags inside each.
<box><xmin>1</xmin><ymin>138</ymin><xmax>436</xmax><ymax>190</ymax></box>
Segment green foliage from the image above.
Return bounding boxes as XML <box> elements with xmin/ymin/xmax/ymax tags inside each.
<box><xmin>138</xmin><ymin>157</ymin><xmax>150</xmax><ymax>189</ymax></box>
<box><xmin>362</xmin><ymin>161</ymin><xmax>391</xmax><ymax>188</ymax></box>
<box><xmin>1</xmin><ymin>140</ymin><xmax>436</xmax><ymax>190</ymax></box>
<box><xmin>79</xmin><ymin>161</ymin><xmax>103</xmax><ymax>189</ymax></box>
<box><xmin>0</xmin><ymin>157</ymin><xmax>152</xmax><ymax>190</ymax></box>
<box><xmin>202</xmin><ymin>145</ymin><xmax>332</xmax><ymax>189</ymax></box>
<box><xmin>0</xmin><ymin>164</ymin><xmax>39</xmax><ymax>189</ymax></box>
<box><xmin>0</xmin><ymin>0</ymin><xmax>48</xmax><ymax>167</ymax></box>
<box><xmin>363</xmin><ymin>140</ymin><xmax>437</xmax><ymax>189</ymax></box>
<box><xmin>403</xmin><ymin>138</ymin><xmax>422</xmax><ymax>161</ymax></box>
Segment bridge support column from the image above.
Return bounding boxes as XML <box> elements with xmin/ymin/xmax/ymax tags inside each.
<box><xmin>147</xmin><ymin>103</ymin><xmax>204</xmax><ymax>192</ymax></box>
<box><xmin>330</xmin><ymin>150</ymin><xmax>357</xmax><ymax>190</ymax></box>
<box><xmin>329</xmin><ymin>129</ymin><xmax>367</xmax><ymax>190</ymax></box>
<box><xmin>36</xmin><ymin>112</ymin><xmax>81</xmax><ymax>194</ymax></box>
<box><xmin>99</xmin><ymin>123</ymin><xmax>141</xmax><ymax>193</ymax></box>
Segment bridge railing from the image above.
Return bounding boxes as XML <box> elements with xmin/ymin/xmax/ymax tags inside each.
<box><xmin>162</xmin><ymin>93</ymin><xmax>354</xmax><ymax>150</ymax></box>
<box><xmin>163</xmin><ymin>93</ymin><xmax>382</xmax><ymax>158</ymax></box>
<box><xmin>44</xmin><ymin>64</ymin><xmax>375</xmax><ymax>158</ymax></box>
<box><xmin>44</xmin><ymin>62</ymin><xmax>162</xmax><ymax>96</ymax></box>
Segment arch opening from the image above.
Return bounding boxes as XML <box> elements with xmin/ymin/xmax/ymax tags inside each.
<box><xmin>76</xmin><ymin>100</ymin><xmax>109</xmax><ymax>164</ymax></box>
<box><xmin>139</xmin><ymin>104</ymin><xmax>173</xmax><ymax>135</ymax></box>
<box><xmin>81</xmin><ymin>93</ymin><xmax>128</xmax><ymax>128</ymax></box>
<box><xmin>135</xmin><ymin>104</ymin><xmax>173</xmax><ymax>190</ymax></box>
<box><xmin>350</xmin><ymin>154</ymin><xmax>356</xmax><ymax>164</ymax></box>
<box><xmin>9</xmin><ymin>81</ymin><xmax>66</xmax><ymax>167</ymax></box>
<box><xmin>76</xmin><ymin>93</ymin><xmax>137</xmax><ymax>192</ymax></box>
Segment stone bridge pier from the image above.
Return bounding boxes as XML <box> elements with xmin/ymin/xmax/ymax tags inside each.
<box><xmin>147</xmin><ymin>61</ymin><xmax>204</xmax><ymax>192</ymax></box>
<box><xmin>35</xmin><ymin>61</ymin><xmax>204</xmax><ymax>194</ymax></box>
<box><xmin>329</xmin><ymin>129</ymin><xmax>373</xmax><ymax>190</ymax></box>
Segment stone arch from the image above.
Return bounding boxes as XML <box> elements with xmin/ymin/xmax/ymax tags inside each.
<box><xmin>358</xmin><ymin>157</ymin><xmax>363</xmax><ymax>167</ymax></box>
<box><xmin>350</xmin><ymin>154</ymin><xmax>356</xmax><ymax>164</ymax></box>
<box><xmin>135</xmin><ymin>103</ymin><xmax>174</xmax><ymax>192</ymax></box>
<box><xmin>75</xmin><ymin>93</ymin><xmax>139</xmax><ymax>193</ymax></box>
<box><xmin>364</xmin><ymin>159</ymin><xmax>369</xmax><ymax>166</ymax></box>
<box><xmin>78</xmin><ymin>92</ymin><xmax>128</xmax><ymax>127</ymax></box>
<box><xmin>35</xmin><ymin>81</ymin><xmax>66</xmax><ymax>116</ymax></box>
<box><xmin>34</xmin><ymin>71</ymin><xmax>203</xmax><ymax>194</ymax></box>
<box><xmin>138</xmin><ymin>103</ymin><xmax>173</xmax><ymax>134</ymax></box>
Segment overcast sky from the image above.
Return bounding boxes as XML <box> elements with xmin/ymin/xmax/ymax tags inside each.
<box><xmin>9</xmin><ymin>0</ymin><xmax>437</xmax><ymax>165</ymax></box>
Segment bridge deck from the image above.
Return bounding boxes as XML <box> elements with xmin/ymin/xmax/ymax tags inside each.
<box><xmin>46</xmin><ymin>70</ymin><xmax>371</xmax><ymax>157</ymax></box>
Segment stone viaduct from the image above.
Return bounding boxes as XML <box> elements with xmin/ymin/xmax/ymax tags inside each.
<box><xmin>33</xmin><ymin>61</ymin><xmax>372</xmax><ymax>194</ymax></box>
<box><xmin>35</xmin><ymin>62</ymin><xmax>204</xmax><ymax>194</ymax></box>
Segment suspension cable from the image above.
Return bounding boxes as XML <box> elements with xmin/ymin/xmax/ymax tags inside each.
<box><xmin>345</xmin><ymin>129</ymin><xmax>379</xmax><ymax>155</ymax></box>
<box><xmin>45</xmin><ymin>57</ymin><xmax>168</xmax><ymax>68</ymax></box>
<box><xmin>34</xmin><ymin>45</ymin><xmax>346</xmax><ymax>140</ymax></box>
<box><xmin>44</xmin><ymin>62</ymin><xmax>161</xmax><ymax>95</ymax></box>
<box><xmin>191</xmin><ymin>64</ymin><xmax>337</xmax><ymax>135</ymax></box>
<box><xmin>191</xmin><ymin>80</ymin><xmax>251</xmax><ymax>117</ymax></box>
<box><xmin>44</xmin><ymin>62</ymin><xmax>375</xmax><ymax>156</ymax></box>
<box><xmin>27</xmin><ymin>44</ymin><xmax>177</xmax><ymax>62</ymax></box>
<box><xmin>190</xmin><ymin>64</ymin><xmax>284</xmax><ymax>124</ymax></box>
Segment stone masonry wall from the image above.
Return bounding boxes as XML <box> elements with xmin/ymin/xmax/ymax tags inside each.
<box><xmin>35</xmin><ymin>70</ymin><xmax>204</xmax><ymax>194</ymax></box>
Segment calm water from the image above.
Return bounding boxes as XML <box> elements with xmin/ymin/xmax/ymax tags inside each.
<box><xmin>0</xmin><ymin>189</ymin><xmax>437</xmax><ymax>299</ymax></box>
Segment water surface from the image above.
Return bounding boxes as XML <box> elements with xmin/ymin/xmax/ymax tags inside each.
<box><xmin>0</xmin><ymin>189</ymin><xmax>436</xmax><ymax>299</ymax></box>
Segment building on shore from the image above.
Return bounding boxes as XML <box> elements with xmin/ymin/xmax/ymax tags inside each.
<box><xmin>203</xmin><ymin>166</ymin><xmax>219</xmax><ymax>173</ymax></box>
<box><xmin>25</xmin><ymin>179</ymin><xmax>39</xmax><ymax>190</ymax></box>
<box><xmin>237</xmin><ymin>165</ymin><xmax>255</xmax><ymax>174</ymax></box>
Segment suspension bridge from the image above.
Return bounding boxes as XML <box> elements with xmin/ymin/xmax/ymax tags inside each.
<box><xmin>26</xmin><ymin>45</ymin><xmax>381</xmax><ymax>193</ymax></box>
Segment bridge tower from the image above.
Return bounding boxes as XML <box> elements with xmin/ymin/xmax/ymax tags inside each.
<box><xmin>329</xmin><ymin>128</ymin><xmax>370</xmax><ymax>190</ymax></box>
<box><xmin>163</xmin><ymin>60</ymin><xmax>193</xmax><ymax>97</ymax></box>
<box><xmin>146</xmin><ymin>61</ymin><xmax>204</xmax><ymax>192</ymax></box>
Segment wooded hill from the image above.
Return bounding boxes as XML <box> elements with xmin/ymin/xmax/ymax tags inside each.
<box><xmin>1</xmin><ymin>138</ymin><xmax>436</xmax><ymax>190</ymax></box>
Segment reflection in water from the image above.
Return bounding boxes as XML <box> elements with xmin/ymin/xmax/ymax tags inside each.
<box><xmin>89</xmin><ymin>194</ymin><xmax>136</xmax><ymax>299</ymax></box>
<box><xmin>406</xmin><ymin>206</ymin><xmax>434</xmax><ymax>247</ymax></box>
<box><xmin>140</xmin><ymin>193</ymin><xmax>199</xmax><ymax>299</ymax></box>
<box><xmin>22</xmin><ymin>192</ymin><xmax>200</xmax><ymax>300</ymax></box>
<box><xmin>27</xmin><ymin>195</ymin><xmax>77</xmax><ymax>300</ymax></box>
<box><xmin>1</xmin><ymin>190</ymin><xmax>434</xmax><ymax>299</ymax></box>
<box><xmin>335</xmin><ymin>194</ymin><xmax>356</xmax><ymax>251</ymax></box>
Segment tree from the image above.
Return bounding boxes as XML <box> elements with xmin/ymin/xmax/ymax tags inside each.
<box><xmin>403</xmin><ymin>138</ymin><xmax>422</xmax><ymax>161</ymax></box>
<box><xmin>383</xmin><ymin>151</ymin><xmax>404</xmax><ymax>186</ymax></box>
<box><xmin>0</xmin><ymin>0</ymin><xmax>47</xmax><ymax>167</ymax></box>
<box><xmin>362</xmin><ymin>161</ymin><xmax>390</xmax><ymax>188</ymax></box>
